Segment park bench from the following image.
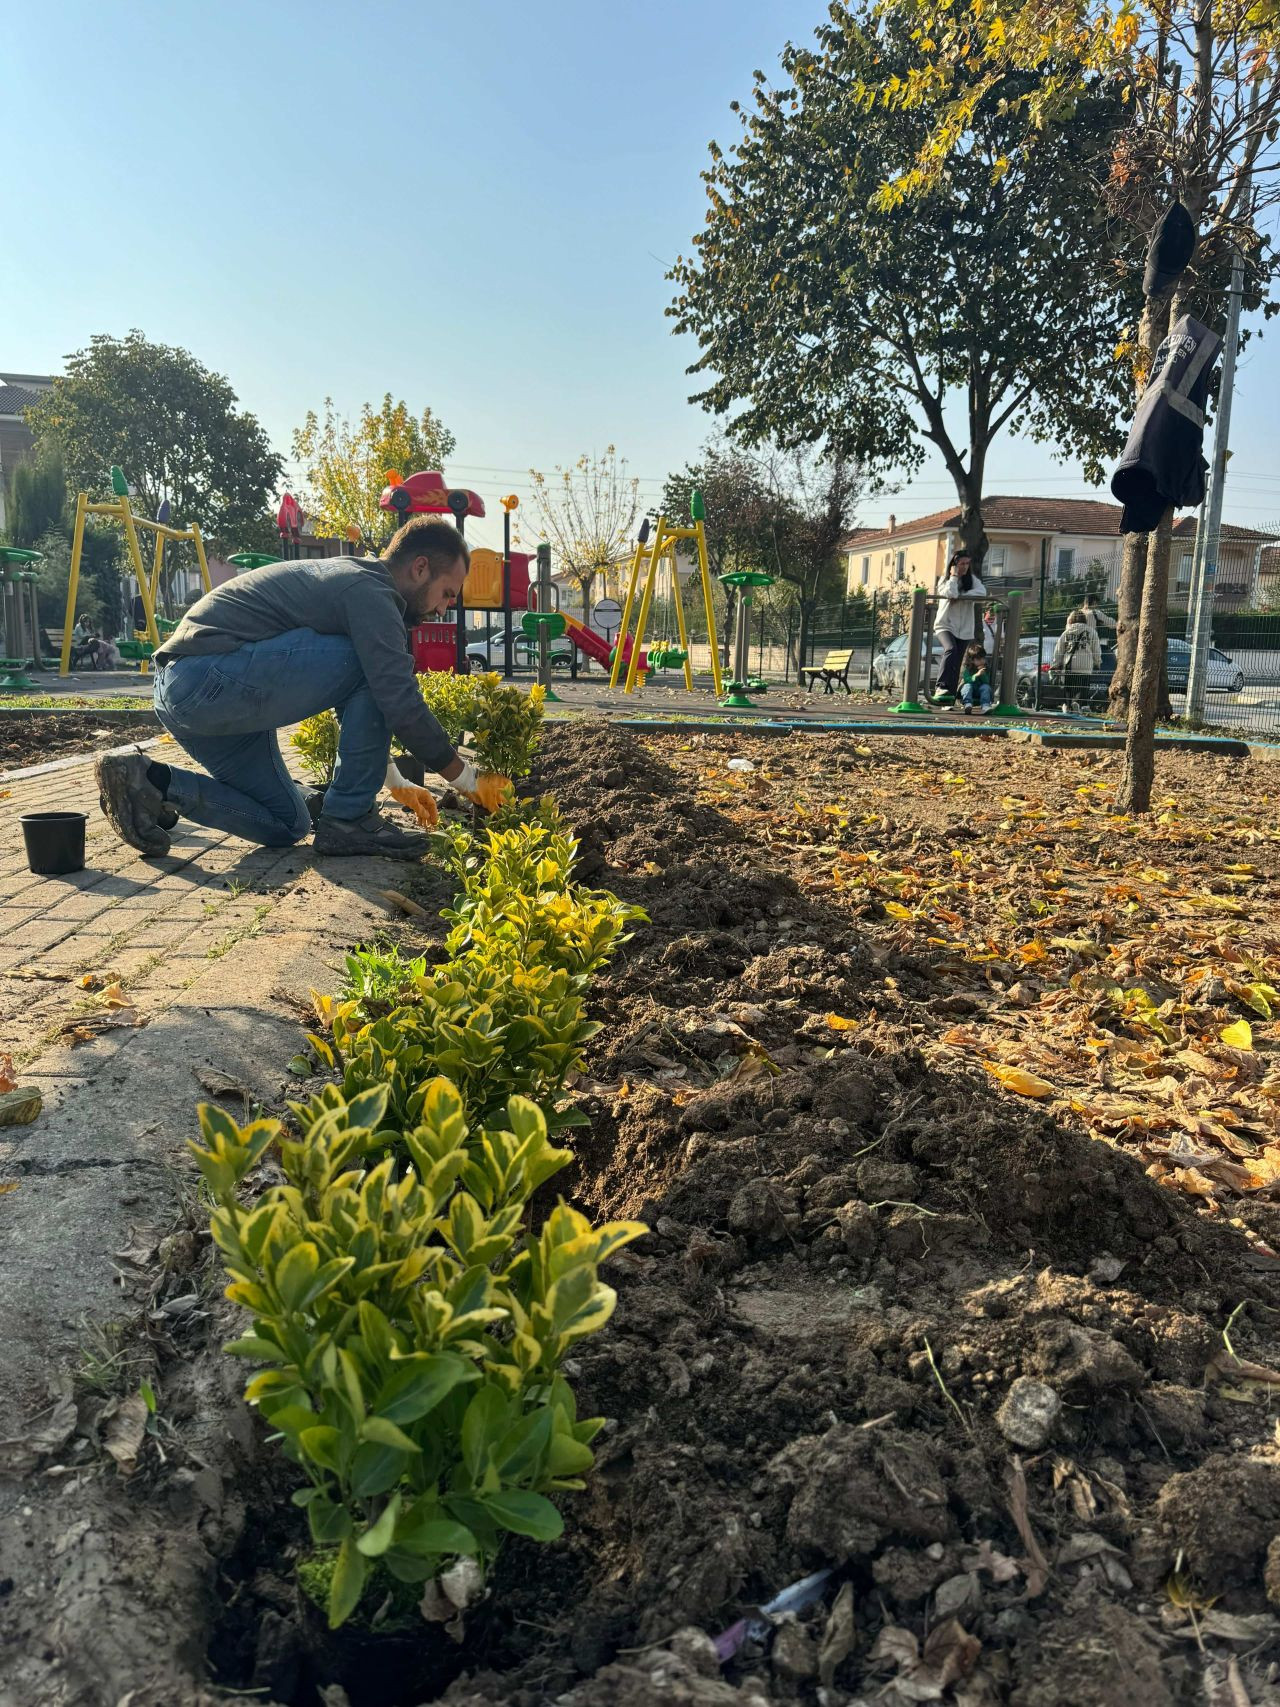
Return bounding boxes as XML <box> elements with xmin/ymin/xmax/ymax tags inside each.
<box><xmin>799</xmin><ymin>649</ymin><xmax>855</xmax><ymax>694</ymax></box>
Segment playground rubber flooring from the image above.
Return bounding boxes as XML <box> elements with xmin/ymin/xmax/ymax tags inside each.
<box><xmin>3</xmin><ymin>718</ymin><xmax>1280</xmax><ymax>1706</ymax></box>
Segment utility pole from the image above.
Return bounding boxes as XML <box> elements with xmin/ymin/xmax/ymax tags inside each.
<box><xmin>1187</xmin><ymin>92</ymin><xmax>1257</xmax><ymax>720</ymax></box>
<box><xmin>1184</xmin><ymin>251</ymin><xmax>1244</xmax><ymax>718</ymax></box>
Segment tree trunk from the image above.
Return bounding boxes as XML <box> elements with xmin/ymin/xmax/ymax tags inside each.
<box><xmin>955</xmin><ymin>492</ymin><xmax>989</xmax><ymax>577</ymax></box>
<box><xmin>795</xmin><ymin>602</ymin><xmax>812</xmax><ymax>676</ymax></box>
<box><xmin>1110</xmin><ymin>290</ymin><xmax>1175</xmax><ymax>713</ymax></box>
<box><xmin>1117</xmin><ymin>508</ymin><xmax>1173</xmax><ymax>813</ymax></box>
<box><xmin>721</xmin><ymin>591</ymin><xmax>734</xmax><ymax>670</ymax></box>
<box><xmin>1109</xmin><ymin>529</ymin><xmax>1147</xmax><ymax>715</ymax></box>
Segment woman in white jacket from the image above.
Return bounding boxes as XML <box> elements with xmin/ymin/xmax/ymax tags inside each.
<box><xmin>932</xmin><ymin>551</ymin><xmax>986</xmax><ymax>703</ymax></box>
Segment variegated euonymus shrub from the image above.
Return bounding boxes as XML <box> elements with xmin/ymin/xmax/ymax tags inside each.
<box><xmin>196</xmin><ymin>811</ymin><xmax>645</xmax><ymax>1629</ymax></box>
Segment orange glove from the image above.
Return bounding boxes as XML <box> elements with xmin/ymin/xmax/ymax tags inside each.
<box><xmin>466</xmin><ymin>773</ymin><xmax>511</xmax><ymax>813</ymax></box>
<box><xmin>388</xmin><ymin>784</ymin><xmax>439</xmax><ymax>827</ymax></box>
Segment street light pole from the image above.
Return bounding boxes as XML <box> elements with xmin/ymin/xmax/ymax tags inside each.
<box><xmin>1187</xmin><ymin>91</ymin><xmax>1257</xmax><ymax>720</ymax></box>
<box><xmin>1185</xmin><ymin>247</ymin><xmax>1245</xmax><ymax>720</ymax></box>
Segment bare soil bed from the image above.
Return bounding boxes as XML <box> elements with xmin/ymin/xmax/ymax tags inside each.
<box><xmin>7</xmin><ymin>718</ymin><xmax>1280</xmax><ymax>1707</ymax></box>
<box><xmin>0</xmin><ymin>710</ymin><xmax>158</xmax><ymax>774</ymax></box>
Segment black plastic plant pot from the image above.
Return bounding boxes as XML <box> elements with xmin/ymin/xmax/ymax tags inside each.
<box><xmin>21</xmin><ymin>810</ymin><xmax>87</xmax><ymax>876</ymax></box>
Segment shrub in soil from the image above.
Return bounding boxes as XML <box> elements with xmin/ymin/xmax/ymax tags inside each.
<box><xmin>196</xmin><ymin>805</ymin><xmax>645</xmax><ymax>1635</ymax></box>
<box><xmin>193</xmin><ymin>1081</ymin><xmax>642</xmax><ymax>1630</ymax></box>
<box><xmin>291</xmin><ymin>709</ymin><xmax>340</xmax><ymax>785</ymax></box>
<box><xmin>317</xmin><ymin>820</ymin><xmax>643</xmax><ymax>1134</ymax></box>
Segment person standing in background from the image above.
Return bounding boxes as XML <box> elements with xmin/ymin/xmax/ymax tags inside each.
<box><xmin>931</xmin><ymin>550</ymin><xmax>986</xmax><ymax>704</ymax></box>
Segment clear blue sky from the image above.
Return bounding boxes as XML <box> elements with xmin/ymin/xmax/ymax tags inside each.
<box><xmin>6</xmin><ymin>0</ymin><xmax>1279</xmax><ymax>553</ymax></box>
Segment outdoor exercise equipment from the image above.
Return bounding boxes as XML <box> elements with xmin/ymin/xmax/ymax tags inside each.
<box><xmin>894</xmin><ymin>585</ymin><xmax>1026</xmax><ymax>717</ymax></box>
<box><xmin>1</xmin><ymin>546</ymin><xmax>45</xmax><ymax>688</ymax></box>
<box><xmin>378</xmin><ymin>469</ymin><xmax>486</xmax><ymax>673</ymax></box>
<box><xmin>60</xmin><ymin>468</ymin><xmax>213</xmax><ymax>676</ymax></box>
<box><xmin>719</xmin><ymin>567</ymin><xmax>775</xmax><ymax>710</ymax></box>
<box><xmin>613</xmin><ymin>493</ymin><xmax>723</xmax><ymax>698</ymax></box>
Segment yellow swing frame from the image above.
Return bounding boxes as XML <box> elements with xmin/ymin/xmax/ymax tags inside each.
<box><xmin>609</xmin><ymin>510</ymin><xmax>723</xmax><ymax>698</ymax></box>
<box><xmin>59</xmin><ymin>484</ymin><xmax>213</xmax><ymax>675</ymax></box>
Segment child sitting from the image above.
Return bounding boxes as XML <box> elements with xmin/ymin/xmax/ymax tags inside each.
<box><xmin>958</xmin><ymin>643</ymin><xmax>991</xmax><ymax>714</ymax></box>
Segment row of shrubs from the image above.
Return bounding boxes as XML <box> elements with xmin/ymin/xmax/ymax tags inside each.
<box><xmin>291</xmin><ymin>673</ymin><xmax>546</xmax><ymax>788</ymax></box>
<box><xmin>190</xmin><ymin>798</ymin><xmax>644</xmax><ymax>1629</ymax></box>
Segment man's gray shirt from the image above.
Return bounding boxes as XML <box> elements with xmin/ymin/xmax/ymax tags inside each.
<box><xmin>156</xmin><ymin>555</ymin><xmax>456</xmax><ymax>772</ymax></box>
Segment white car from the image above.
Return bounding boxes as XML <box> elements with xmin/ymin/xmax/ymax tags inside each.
<box><xmin>870</xmin><ymin>631</ymin><xmax>946</xmax><ymax>694</ymax></box>
<box><xmin>463</xmin><ymin>631</ymin><xmax>573</xmax><ymax>671</ymax></box>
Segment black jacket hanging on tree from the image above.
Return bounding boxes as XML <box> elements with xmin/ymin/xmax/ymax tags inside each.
<box><xmin>1111</xmin><ymin>315</ymin><xmax>1221</xmax><ymax>535</ymax></box>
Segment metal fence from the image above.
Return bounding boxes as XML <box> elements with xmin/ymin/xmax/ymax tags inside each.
<box><xmin>1016</xmin><ymin>601</ymin><xmax>1280</xmax><ymax>738</ymax></box>
<box><xmin>793</xmin><ymin>586</ymin><xmax>1280</xmax><ymax>737</ymax></box>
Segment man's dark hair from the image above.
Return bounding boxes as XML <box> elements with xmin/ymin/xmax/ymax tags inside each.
<box><xmin>383</xmin><ymin>516</ymin><xmax>471</xmax><ymax>575</ymax></box>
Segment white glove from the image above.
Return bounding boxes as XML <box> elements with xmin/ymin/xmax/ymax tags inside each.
<box><xmin>449</xmin><ymin>759</ymin><xmax>478</xmax><ymax>796</ymax></box>
<box><xmin>386</xmin><ymin>759</ymin><xmax>407</xmax><ymax>790</ymax></box>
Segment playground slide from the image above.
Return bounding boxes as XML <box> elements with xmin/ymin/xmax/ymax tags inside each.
<box><xmin>562</xmin><ymin>614</ymin><xmax>645</xmax><ymax>672</ymax></box>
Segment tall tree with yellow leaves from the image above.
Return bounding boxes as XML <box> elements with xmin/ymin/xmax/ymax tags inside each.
<box><xmin>864</xmin><ymin>0</ymin><xmax>1280</xmax><ymax>808</ymax></box>
<box><xmin>526</xmin><ymin>448</ymin><xmax>640</xmax><ymax>618</ymax></box>
<box><xmin>292</xmin><ymin>394</ymin><xmax>456</xmax><ymax>546</ymax></box>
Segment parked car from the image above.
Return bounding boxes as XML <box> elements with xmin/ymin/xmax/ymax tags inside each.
<box><xmin>464</xmin><ymin>630</ymin><xmax>573</xmax><ymax>671</ymax></box>
<box><xmin>1166</xmin><ymin>638</ymin><xmax>1245</xmax><ymax>694</ymax></box>
<box><xmin>871</xmin><ymin>631</ymin><xmax>946</xmax><ymax>694</ymax></box>
<box><xmin>1014</xmin><ymin>636</ymin><xmax>1244</xmax><ymax>708</ymax></box>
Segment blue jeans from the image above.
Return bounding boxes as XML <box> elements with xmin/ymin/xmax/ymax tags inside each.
<box><xmin>153</xmin><ymin>629</ymin><xmax>391</xmax><ymax>846</ymax></box>
<box><xmin>959</xmin><ymin>681</ymin><xmax>992</xmax><ymax>709</ymax></box>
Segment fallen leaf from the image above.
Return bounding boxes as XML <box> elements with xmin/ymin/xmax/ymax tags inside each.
<box><xmin>871</xmin><ymin>1624</ymin><xmax>920</xmax><ymax>1671</ymax></box>
<box><xmin>102</xmin><ymin>1392</ymin><xmax>149</xmax><ymax>1476</ymax></box>
<box><xmin>192</xmin><ymin>1065</ymin><xmax>249</xmax><ymax>1100</ymax></box>
<box><xmin>1221</xmin><ymin>1020</ymin><xmax>1254</xmax><ymax>1051</ymax></box>
<box><xmin>99</xmin><ymin>982</ymin><xmax>133</xmax><ymax>1009</ymax></box>
<box><xmin>0</xmin><ymin>1086</ymin><xmax>42</xmax><ymax>1127</ymax></box>
<box><xmin>825</xmin><ymin>1013</ymin><xmax>858</xmax><ymax>1031</ymax></box>
<box><xmin>1175</xmin><ymin>1609</ymin><xmax>1277</xmax><ymax>1644</ymax></box>
<box><xmin>378</xmin><ymin>888</ymin><xmax>431</xmax><ymax>921</ymax></box>
<box><xmin>0</xmin><ymin>1394</ymin><xmax>78</xmax><ymax>1469</ymax></box>
<box><xmin>58</xmin><ymin>1012</ymin><xmax>141</xmax><ymax>1042</ymax></box>
<box><xmin>1210</xmin><ymin>1350</ymin><xmax>1280</xmax><ymax>1386</ymax></box>
<box><xmin>921</xmin><ymin>1618</ymin><xmax>982</xmax><ymax>1689</ymax></box>
<box><xmin>984</xmin><ymin>1063</ymin><xmax>1055</xmax><ymax>1099</ymax></box>
<box><xmin>0</xmin><ymin>1181</ymin><xmax>19</xmax><ymax>1196</ymax></box>
<box><xmin>0</xmin><ymin>1054</ymin><xmax>15</xmax><ymax>1094</ymax></box>
<box><xmin>966</xmin><ymin>1539</ymin><xmax>1020</xmax><ymax>1584</ymax></box>
<box><xmin>818</xmin><ymin>1581</ymin><xmax>856</xmax><ymax>1688</ymax></box>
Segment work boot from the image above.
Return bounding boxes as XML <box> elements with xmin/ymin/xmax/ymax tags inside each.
<box><xmin>312</xmin><ymin>809</ymin><xmax>432</xmax><ymax>861</ymax></box>
<box><xmin>95</xmin><ymin>752</ymin><xmax>171</xmax><ymax>857</ymax></box>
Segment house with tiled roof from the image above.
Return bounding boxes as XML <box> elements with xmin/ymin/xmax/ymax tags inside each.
<box><xmin>0</xmin><ymin>372</ymin><xmax>55</xmax><ymax>531</ymax></box>
<box><xmin>842</xmin><ymin>495</ymin><xmax>1278</xmax><ymax>609</ymax></box>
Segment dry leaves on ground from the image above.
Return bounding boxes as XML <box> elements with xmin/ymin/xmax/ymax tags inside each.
<box><xmin>686</xmin><ymin>738</ymin><xmax>1280</xmax><ymax>1222</ymax></box>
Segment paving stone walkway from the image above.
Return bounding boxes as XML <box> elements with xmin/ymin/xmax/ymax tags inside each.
<box><xmin>0</xmin><ymin>738</ymin><xmax>429</xmax><ymax>1408</ymax></box>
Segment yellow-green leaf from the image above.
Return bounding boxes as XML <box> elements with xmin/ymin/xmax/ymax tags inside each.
<box><xmin>983</xmin><ymin>1062</ymin><xmax>1055</xmax><ymax>1098</ymax></box>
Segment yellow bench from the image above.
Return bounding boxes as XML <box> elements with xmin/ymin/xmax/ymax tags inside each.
<box><xmin>799</xmin><ymin>649</ymin><xmax>854</xmax><ymax>694</ymax></box>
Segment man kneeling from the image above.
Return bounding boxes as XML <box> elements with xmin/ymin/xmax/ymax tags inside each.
<box><xmin>96</xmin><ymin>516</ymin><xmax>498</xmax><ymax>860</ymax></box>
